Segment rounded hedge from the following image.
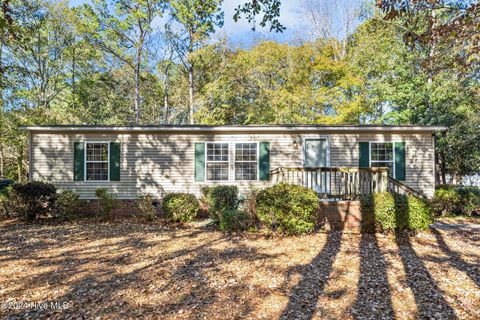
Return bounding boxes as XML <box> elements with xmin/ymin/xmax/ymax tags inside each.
<box><xmin>432</xmin><ymin>185</ymin><xmax>480</xmax><ymax>216</ymax></box>
<box><xmin>255</xmin><ymin>183</ymin><xmax>318</xmax><ymax>234</ymax></box>
<box><xmin>360</xmin><ymin>192</ymin><xmax>433</xmax><ymax>232</ymax></box>
<box><xmin>162</xmin><ymin>193</ymin><xmax>199</xmax><ymax>222</ymax></box>
<box><xmin>201</xmin><ymin>185</ymin><xmax>238</xmax><ymax>220</ymax></box>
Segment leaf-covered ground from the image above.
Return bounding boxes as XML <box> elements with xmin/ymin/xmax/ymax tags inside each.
<box><xmin>0</xmin><ymin>219</ymin><xmax>478</xmax><ymax>319</ymax></box>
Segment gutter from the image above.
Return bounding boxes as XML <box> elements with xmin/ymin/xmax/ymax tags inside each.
<box><xmin>18</xmin><ymin>125</ymin><xmax>448</xmax><ymax>133</ymax></box>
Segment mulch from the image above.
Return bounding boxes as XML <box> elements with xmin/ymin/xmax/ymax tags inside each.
<box><xmin>0</xmin><ymin>218</ymin><xmax>478</xmax><ymax>319</ymax></box>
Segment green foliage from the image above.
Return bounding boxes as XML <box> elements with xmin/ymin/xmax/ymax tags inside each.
<box><xmin>201</xmin><ymin>185</ymin><xmax>238</xmax><ymax>220</ymax></box>
<box><xmin>55</xmin><ymin>189</ymin><xmax>81</xmax><ymax>221</ymax></box>
<box><xmin>360</xmin><ymin>192</ymin><xmax>433</xmax><ymax>232</ymax></box>
<box><xmin>10</xmin><ymin>181</ymin><xmax>57</xmax><ymax>221</ymax></box>
<box><xmin>137</xmin><ymin>194</ymin><xmax>157</xmax><ymax>221</ymax></box>
<box><xmin>255</xmin><ymin>183</ymin><xmax>318</xmax><ymax>235</ymax></box>
<box><xmin>95</xmin><ymin>188</ymin><xmax>117</xmax><ymax>220</ymax></box>
<box><xmin>162</xmin><ymin>193</ymin><xmax>199</xmax><ymax>222</ymax></box>
<box><xmin>218</xmin><ymin>209</ymin><xmax>248</xmax><ymax>232</ymax></box>
<box><xmin>432</xmin><ymin>185</ymin><xmax>480</xmax><ymax>216</ymax></box>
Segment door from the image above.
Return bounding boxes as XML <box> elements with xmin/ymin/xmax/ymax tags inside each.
<box><xmin>303</xmin><ymin>139</ymin><xmax>329</xmax><ymax>194</ymax></box>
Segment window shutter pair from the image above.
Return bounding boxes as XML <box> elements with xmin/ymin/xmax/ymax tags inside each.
<box><xmin>73</xmin><ymin>142</ymin><xmax>121</xmax><ymax>181</ymax></box>
<box><xmin>358</xmin><ymin>142</ymin><xmax>405</xmax><ymax>181</ymax></box>
<box><xmin>194</xmin><ymin>142</ymin><xmax>270</xmax><ymax>181</ymax></box>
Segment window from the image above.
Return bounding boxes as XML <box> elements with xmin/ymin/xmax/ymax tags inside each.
<box><xmin>206</xmin><ymin>143</ymin><xmax>229</xmax><ymax>180</ymax></box>
<box><xmin>235</xmin><ymin>143</ymin><xmax>257</xmax><ymax>180</ymax></box>
<box><xmin>370</xmin><ymin>142</ymin><xmax>394</xmax><ymax>176</ymax></box>
<box><xmin>85</xmin><ymin>143</ymin><xmax>109</xmax><ymax>181</ymax></box>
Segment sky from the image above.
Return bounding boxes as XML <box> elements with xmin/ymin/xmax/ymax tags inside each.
<box><xmin>68</xmin><ymin>0</ymin><xmax>320</xmax><ymax>45</ymax></box>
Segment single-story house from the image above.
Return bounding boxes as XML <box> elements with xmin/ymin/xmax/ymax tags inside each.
<box><xmin>21</xmin><ymin>125</ymin><xmax>446</xmax><ymax>204</ymax></box>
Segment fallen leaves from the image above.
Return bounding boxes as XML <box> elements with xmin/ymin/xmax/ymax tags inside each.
<box><xmin>0</xmin><ymin>218</ymin><xmax>478</xmax><ymax>319</ymax></box>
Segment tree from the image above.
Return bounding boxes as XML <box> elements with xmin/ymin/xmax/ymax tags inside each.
<box><xmin>77</xmin><ymin>0</ymin><xmax>164</xmax><ymax>124</ymax></box>
<box><xmin>300</xmin><ymin>0</ymin><xmax>362</xmax><ymax>60</ymax></box>
<box><xmin>348</xmin><ymin>14</ymin><xmax>480</xmax><ymax>183</ymax></box>
<box><xmin>194</xmin><ymin>41</ymin><xmax>366</xmax><ymax>125</ymax></box>
<box><xmin>166</xmin><ymin>0</ymin><xmax>223</xmax><ymax>124</ymax></box>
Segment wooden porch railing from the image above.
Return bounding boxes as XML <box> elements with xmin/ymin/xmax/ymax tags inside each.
<box><xmin>270</xmin><ymin>167</ymin><xmax>389</xmax><ymax>200</ymax></box>
<box><xmin>387</xmin><ymin>176</ymin><xmax>427</xmax><ymax>199</ymax></box>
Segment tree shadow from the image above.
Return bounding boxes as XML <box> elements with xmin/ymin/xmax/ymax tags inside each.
<box><xmin>351</xmin><ymin>199</ymin><xmax>395</xmax><ymax>319</ymax></box>
<box><xmin>279</xmin><ymin>203</ymin><xmax>345</xmax><ymax>319</ymax></box>
<box><xmin>0</xmin><ymin>222</ymin><xmax>278</xmax><ymax>319</ymax></box>
<box><xmin>393</xmin><ymin>195</ymin><xmax>456</xmax><ymax>318</ymax></box>
<box><xmin>429</xmin><ymin>227</ymin><xmax>480</xmax><ymax>287</ymax></box>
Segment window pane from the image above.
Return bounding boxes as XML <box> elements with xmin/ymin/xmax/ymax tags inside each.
<box><xmin>371</xmin><ymin>143</ymin><xmax>393</xmax><ymax>161</ymax></box>
<box><xmin>86</xmin><ymin>162</ymin><xmax>109</xmax><ymax>180</ymax></box>
<box><xmin>371</xmin><ymin>161</ymin><xmax>394</xmax><ymax>177</ymax></box>
<box><xmin>235</xmin><ymin>143</ymin><xmax>257</xmax><ymax>161</ymax></box>
<box><xmin>206</xmin><ymin>143</ymin><xmax>229</xmax><ymax>161</ymax></box>
<box><xmin>86</xmin><ymin>143</ymin><xmax>108</xmax><ymax>161</ymax></box>
<box><xmin>206</xmin><ymin>163</ymin><xmax>229</xmax><ymax>180</ymax></box>
<box><xmin>235</xmin><ymin>162</ymin><xmax>257</xmax><ymax>180</ymax></box>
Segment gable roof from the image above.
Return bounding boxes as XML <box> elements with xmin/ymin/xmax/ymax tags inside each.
<box><xmin>19</xmin><ymin>124</ymin><xmax>447</xmax><ymax>133</ymax></box>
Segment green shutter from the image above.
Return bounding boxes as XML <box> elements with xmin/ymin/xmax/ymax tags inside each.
<box><xmin>194</xmin><ymin>143</ymin><xmax>205</xmax><ymax>181</ymax></box>
<box><xmin>109</xmin><ymin>142</ymin><xmax>121</xmax><ymax>181</ymax></box>
<box><xmin>395</xmin><ymin>142</ymin><xmax>406</xmax><ymax>181</ymax></box>
<box><xmin>359</xmin><ymin>142</ymin><xmax>370</xmax><ymax>168</ymax></box>
<box><xmin>259</xmin><ymin>142</ymin><xmax>270</xmax><ymax>181</ymax></box>
<box><xmin>74</xmin><ymin>142</ymin><xmax>84</xmax><ymax>181</ymax></box>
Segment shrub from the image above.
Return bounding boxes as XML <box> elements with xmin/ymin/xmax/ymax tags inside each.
<box><xmin>432</xmin><ymin>185</ymin><xmax>480</xmax><ymax>216</ymax></box>
<box><xmin>0</xmin><ymin>179</ymin><xmax>14</xmax><ymax>192</ymax></box>
<box><xmin>219</xmin><ymin>209</ymin><xmax>248</xmax><ymax>232</ymax></box>
<box><xmin>255</xmin><ymin>183</ymin><xmax>319</xmax><ymax>235</ymax></box>
<box><xmin>55</xmin><ymin>189</ymin><xmax>81</xmax><ymax>221</ymax></box>
<box><xmin>201</xmin><ymin>185</ymin><xmax>238</xmax><ymax>220</ymax></box>
<box><xmin>95</xmin><ymin>188</ymin><xmax>117</xmax><ymax>220</ymax></box>
<box><xmin>10</xmin><ymin>181</ymin><xmax>56</xmax><ymax>221</ymax></box>
<box><xmin>360</xmin><ymin>192</ymin><xmax>433</xmax><ymax>232</ymax></box>
<box><xmin>162</xmin><ymin>193</ymin><xmax>199</xmax><ymax>222</ymax></box>
<box><xmin>137</xmin><ymin>194</ymin><xmax>156</xmax><ymax>221</ymax></box>
<box><xmin>0</xmin><ymin>185</ymin><xmax>12</xmax><ymax>218</ymax></box>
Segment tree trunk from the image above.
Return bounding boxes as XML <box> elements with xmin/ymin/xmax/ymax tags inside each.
<box><xmin>17</xmin><ymin>151</ymin><xmax>23</xmax><ymax>183</ymax></box>
<box><xmin>0</xmin><ymin>144</ymin><xmax>4</xmax><ymax>178</ymax></box>
<box><xmin>163</xmin><ymin>66</ymin><xmax>169</xmax><ymax>124</ymax></box>
<box><xmin>134</xmin><ymin>62</ymin><xmax>141</xmax><ymax>124</ymax></box>
<box><xmin>188</xmin><ymin>64</ymin><xmax>194</xmax><ymax>124</ymax></box>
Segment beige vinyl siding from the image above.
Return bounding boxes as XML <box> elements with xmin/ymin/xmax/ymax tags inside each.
<box><xmin>30</xmin><ymin>131</ymin><xmax>435</xmax><ymax>199</ymax></box>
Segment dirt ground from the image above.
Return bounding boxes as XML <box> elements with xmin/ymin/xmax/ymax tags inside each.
<box><xmin>0</xmin><ymin>219</ymin><xmax>478</xmax><ymax>319</ymax></box>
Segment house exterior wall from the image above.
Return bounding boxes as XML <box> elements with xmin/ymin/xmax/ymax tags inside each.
<box><xmin>29</xmin><ymin>130</ymin><xmax>436</xmax><ymax>199</ymax></box>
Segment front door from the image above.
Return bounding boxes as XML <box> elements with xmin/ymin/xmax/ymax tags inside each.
<box><xmin>304</xmin><ymin>139</ymin><xmax>329</xmax><ymax>194</ymax></box>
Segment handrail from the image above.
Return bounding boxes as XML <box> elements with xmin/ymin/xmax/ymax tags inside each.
<box><xmin>270</xmin><ymin>166</ymin><xmax>389</xmax><ymax>199</ymax></box>
<box><xmin>387</xmin><ymin>176</ymin><xmax>427</xmax><ymax>199</ymax></box>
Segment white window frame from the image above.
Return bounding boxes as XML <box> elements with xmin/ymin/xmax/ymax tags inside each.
<box><xmin>301</xmin><ymin>136</ymin><xmax>331</xmax><ymax>168</ymax></box>
<box><xmin>84</xmin><ymin>141</ymin><xmax>110</xmax><ymax>182</ymax></box>
<box><xmin>369</xmin><ymin>142</ymin><xmax>395</xmax><ymax>178</ymax></box>
<box><xmin>205</xmin><ymin>142</ymin><xmax>230</xmax><ymax>181</ymax></box>
<box><xmin>233</xmin><ymin>142</ymin><xmax>259</xmax><ymax>181</ymax></box>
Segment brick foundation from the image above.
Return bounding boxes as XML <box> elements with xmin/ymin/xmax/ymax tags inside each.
<box><xmin>78</xmin><ymin>199</ymin><xmax>368</xmax><ymax>231</ymax></box>
<box><xmin>317</xmin><ymin>200</ymin><xmax>371</xmax><ymax>231</ymax></box>
<box><xmin>77</xmin><ymin>199</ymin><xmax>163</xmax><ymax>217</ymax></box>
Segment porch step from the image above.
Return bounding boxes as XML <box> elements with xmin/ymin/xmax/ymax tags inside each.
<box><xmin>317</xmin><ymin>200</ymin><xmax>371</xmax><ymax>231</ymax></box>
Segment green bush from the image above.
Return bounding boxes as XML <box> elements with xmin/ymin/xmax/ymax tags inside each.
<box><xmin>55</xmin><ymin>189</ymin><xmax>81</xmax><ymax>221</ymax></box>
<box><xmin>10</xmin><ymin>181</ymin><xmax>56</xmax><ymax>221</ymax></box>
<box><xmin>0</xmin><ymin>185</ymin><xmax>13</xmax><ymax>218</ymax></box>
<box><xmin>95</xmin><ymin>188</ymin><xmax>117</xmax><ymax>220</ymax></box>
<box><xmin>219</xmin><ymin>209</ymin><xmax>248</xmax><ymax>232</ymax></box>
<box><xmin>137</xmin><ymin>194</ymin><xmax>156</xmax><ymax>221</ymax></box>
<box><xmin>360</xmin><ymin>192</ymin><xmax>433</xmax><ymax>232</ymax></box>
<box><xmin>255</xmin><ymin>183</ymin><xmax>319</xmax><ymax>235</ymax></box>
<box><xmin>201</xmin><ymin>185</ymin><xmax>238</xmax><ymax>220</ymax></box>
<box><xmin>432</xmin><ymin>185</ymin><xmax>480</xmax><ymax>216</ymax></box>
<box><xmin>162</xmin><ymin>193</ymin><xmax>199</xmax><ymax>222</ymax></box>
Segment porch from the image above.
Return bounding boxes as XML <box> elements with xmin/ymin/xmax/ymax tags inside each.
<box><xmin>270</xmin><ymin>167</ymin><xmax>425</xmax><ymax>200</ymax></box>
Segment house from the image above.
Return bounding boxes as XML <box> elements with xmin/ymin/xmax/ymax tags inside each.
<box><xmin>21</xmin><ymin>125</ymin><xmax>446</xmax><ymax>206</ymax></box>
